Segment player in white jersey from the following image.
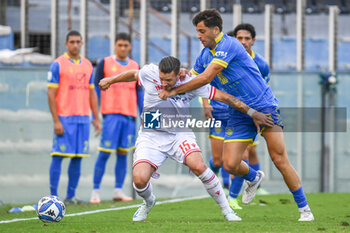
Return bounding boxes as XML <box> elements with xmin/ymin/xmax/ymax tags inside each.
<box><xmin>99</xmin><ymin>56</ymin><xmax>273</xmax><ymax>222</ymax></box>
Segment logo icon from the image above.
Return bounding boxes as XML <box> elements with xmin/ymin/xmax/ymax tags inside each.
<box><xmin>143</xmin><ymin>110</ymin><xmax>161</xmax><ymax>129</ymax></box>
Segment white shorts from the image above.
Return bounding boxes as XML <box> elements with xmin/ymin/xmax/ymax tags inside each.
<box><xmin>133</xmin><ymin>130</ymin><xmax>201</xmax><ymax>170</ymax></box>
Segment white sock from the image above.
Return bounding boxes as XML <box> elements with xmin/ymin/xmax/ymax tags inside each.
<box><xmin>114</xmin><ymin>188</ymin><xmax>122</xmax><ymax>193</ymax></box>
<box><xmin>133</xmin><ymin>182</ymin><xmax>155</xmax><ymax>205</ymax></box>
<box><xmin>198</xmin><ymin>168</ymin><xmax>231</xmax><ymax>214</ymax></box>
<box><xmin>299</xmin><ymin>205</ymin><xmax>311</xmax><ymax>212</ymax></box>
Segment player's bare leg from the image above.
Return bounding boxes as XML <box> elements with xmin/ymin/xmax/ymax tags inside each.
<box><xmin>228</xmin><ymin>148</ymin><xmax>249</xmax><ymax>210</ymax></box>
<box><xmin>132</xmin><ymin>162</ymin><xmax>157</xmax><ymax>221</ymax></box>
<box><xmin>262</xmin><ymin>125</ymin><xmax>314</xmax><ymax>221</ymax></box>
<box><xmin>248</xmin><ymin>145</ymin><xmax>269</xmax><ymax>195</ymax></box>
<box><xmin>186</xmin><ymin>152</ymin><xmax>241</xmax><ymax>221</ymax></box>
<box><xmin>209</xmin><ymin>137</ymin><xmax>224</xmax><ymax>174</ymax></box>
<box><xmin>223</xmin><ymin>141</ymin><xmax>264</xmax><ymax>204</ymax></box>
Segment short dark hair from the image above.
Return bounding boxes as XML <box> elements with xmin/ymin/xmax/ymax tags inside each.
<box><xmin>159</xmin><ymin>56</ymin><xmax>180</xmax><ymax>75</ymax></box>
<box><xmin>66</xmin><ymin>30</ymin><xmax>82</xmax><ymax>42</ymax></box>
<box><xmin>115</xmin><ymin>32</ymin><xmax>131</xmax><ymax>43</ymax></box>
<box><xmin>231</xmin><ymin>23</ymin><xmax>256</xmax><ymax>39</ymax></box>
<box><xmin>192</xmin><ymin>9</ymin><xmax>223</xmax><ymax>32</ymax></box>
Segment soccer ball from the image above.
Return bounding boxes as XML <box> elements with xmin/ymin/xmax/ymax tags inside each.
<box><xmin>37</xmin><ymin>195</ymin><xmax>65</xmax><ymax>223</ymax></box>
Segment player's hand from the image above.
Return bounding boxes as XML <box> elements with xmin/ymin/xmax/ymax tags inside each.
<box><xmin>54</xmin><ymin>121</ymin><xmax>64</xmax><ymax>136</ymax></box>
<box><xmin>179</xmin><ymin>68</ymin><xmax>190</xmax><ymax>82</ymax></box>
<box><xmin>251</xmin><ymin>112</ymin><xmax>274</xmax><ymax>132</ymax></box>
<box><xmin>203</xmin><ymin>104</ymin><xmax>214</xmax><ymax>119</ymax></box>
<box><xmin>158</xmin><ymin>90</ymin><xmax>176</xmax><ymax>100</ymax></box>
<box><xmin>92</xmin><ymin>119</ymin><xmax>102</xmax><ymax>136</ymax></box>
<box><xmin>99</xmin><ymin>77</ymin><xmax>112</xmax><ymax>90</ymax></box>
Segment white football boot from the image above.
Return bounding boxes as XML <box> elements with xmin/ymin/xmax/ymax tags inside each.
<box><xmin>242</xmin><ymin>170</ymin><xmax>265</xmax><ymax>205</ymax></box>
<box><xmin>298</xmin><ymin>209</ymin><xmax>315</xmax><ymax>221</ymax></box>
<box><xmin>223</xmin><ymin>210</ymin><xmax>242</xmax><ymax>221</ymax></box>
<box><xmin>133</xmin><ymin>198</ymin><xmax>156</xmax><ymax>221</ymax></box>
<box><xmin>90</xmin><ymin>190</ymin><xmax>101</xmax><ymax>204</ymax></box>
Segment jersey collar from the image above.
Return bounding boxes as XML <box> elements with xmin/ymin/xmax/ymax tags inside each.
<box><xmin>214</xmin><ymin>32</ymin><xmax>224</xmax><ymax>44</ymax></box>
<box><xmin>250</xmin><ymin>50</ymin><xmax>255</xmax><ymax>59</ymax></box>
<box><xmin>64</xmin><ymin>52</ymin><xmax>81</xmax><ymax>64</ymax></box>
<box><xmin>209</xmin><ymin>32</ymin><xmax>224</xmax><ymax>55</ymax></box>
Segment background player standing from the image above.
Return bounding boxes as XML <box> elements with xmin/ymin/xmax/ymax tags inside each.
<box><xmin>90</xmin><ymin>33</ymin><xmax>144</xmax><ymax>204</ymax></box>
<box><xmin>47</xmin><ymin>30</ymin><xmax>101</xmax><ymax>204</ymax></box>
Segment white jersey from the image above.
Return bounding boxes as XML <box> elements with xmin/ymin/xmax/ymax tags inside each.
<box><xmin>134</xmin><ymin>64</ymin><xmax>216</xmax><ymax>170</ymax></box>
<box><xmin>138</xmin><ymin>63</ymin><xmax>216</xmax><ymax>110</ymax></box>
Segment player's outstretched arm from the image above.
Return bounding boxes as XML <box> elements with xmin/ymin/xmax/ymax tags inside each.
<box><xmin>213</xmin><ymin>89</ymin><xmax>274</xmax><ymax>130</ymax></box>
<box><xmin>158</xmin><ymin>63</ymin><xmax>224</xmax><ymax>100</ymax></box>
<box><xmin>99</xmin><ymin>69</ymin><xmax>139</xmax><ymax>90</ymax></box>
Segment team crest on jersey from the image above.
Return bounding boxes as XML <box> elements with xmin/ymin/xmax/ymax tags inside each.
<box><xmin>111</xmin><ymin>65</ymin><xmax>117</xmax><ymax>72</ymax></box>
<box><xmin>143</xmin><ymin>110</ymin><xmax>161</xmax><ymax>129</ymax></box>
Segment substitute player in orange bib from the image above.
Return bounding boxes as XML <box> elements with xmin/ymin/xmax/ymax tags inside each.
<box><xmin>48</xmin><ymin>30</ymin><xmax>101</xmax><ymax>204</ymax></box>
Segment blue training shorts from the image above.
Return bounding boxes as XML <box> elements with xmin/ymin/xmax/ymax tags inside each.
<box><xmin>51</xmin><ymin>117</ymin><xmax>90</xmax><ymax>157</ymax></box>
<box><xmin>224</xmin><ymin>107</ymin><xmax>284</xmax><ymax>143</ymax></box>
<box><xmin>98</xmin><ymin>114</ymin><xmax>136</xmax><ymax>153</ymax></box>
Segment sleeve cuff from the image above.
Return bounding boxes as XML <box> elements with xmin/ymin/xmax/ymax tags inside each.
<box><xmin>47</xmin><ymin>83</ymin><xmax>59</xmax><ymax>88</ymax></box>
<box><xmin>211</xmin><ymin>58</ymin><xmax>228</xmax><ymax>68</ymax></box>
<box><xmin>190</xmin><ymin>68</ymin><xmax>200</xmax><ymax>75</ymax></box>
<box><xmin>209</xmin><ymin>86</ymin><xmax>216</xmax><ymax>100</ymax></box>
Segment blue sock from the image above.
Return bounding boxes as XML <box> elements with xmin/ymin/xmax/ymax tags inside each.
<box><xmin>209</xmin><ymin>157</ymin><xmax>220</xmax><ymax>174</ymax></box>
<box><xmin>249</xmin><ymin>162</ymin><xmax>260</xmax><ymax>171</ymax></box>
<box><xmin>221</xmin><ymin>166</ymin><xmax>230</xmax><ymax>188</ymax></box>
<box><xmin>49</xmin><ymin>156</ymin><xmax>63</xmax><ymax>196</ymax></box>
<box><xmin>290</xmin><ymin>187</ymin><xmax>308</xmax><ymax>208</ymax></box>
<box><xmin>242</xmin><ymin>161</ymin><xmax>257</xmax><ymax>182</ymax></box>
<box><xmin>93</xmin><ymin>151</ymin><xmax>110</xmax><ymax>189</ymax></box>
<box><xmin>66</xmin><ymin>157</ymin><xmax>82</xmax><ymax>200</ymax></box>
<box><xmin>229</xmin><ymin>176</ymin><xmax>244</xmax><ymax>198</ymax></box>
<box><xmin>115</xmin><ymin>153</ymin><xmax>127</xmax><ymax>189</ymax></box>
<box><xmin>228</xmin><ymin>159</ymin><xmax>247</xmax><ymax>198</ymax></box>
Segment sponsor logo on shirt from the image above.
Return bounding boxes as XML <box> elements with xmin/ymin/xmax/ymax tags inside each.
<box><xmin>215</xmin><ymin>51</ymin><xmax>227</xmax><ymax>58</ymax></box>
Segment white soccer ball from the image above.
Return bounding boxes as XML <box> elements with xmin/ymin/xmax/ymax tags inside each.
<box><xmin>37</xmin><ymin>195</ymin><xmax>65</xmax><ymax>223</ymax></box>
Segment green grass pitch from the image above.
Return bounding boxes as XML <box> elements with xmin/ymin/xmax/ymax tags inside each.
<box><xmin>0</xmin><ymin>193</ymin><xmax>349</xmax><ymax>233</ymax></box>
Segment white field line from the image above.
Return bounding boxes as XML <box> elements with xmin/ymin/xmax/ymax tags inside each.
<box><xmin>0</xmin><ymin>195</ymin><xmax>208</xmax><ymax>224</ymax></box>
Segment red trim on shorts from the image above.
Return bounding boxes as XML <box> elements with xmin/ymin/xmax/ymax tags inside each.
<box><xmin>183</xmin><ymin>149</ymin><xmax>201</xmax><ymax>164</ymax></box>
<box><xmin>133</xmin><ymin>159</ymin><xmax>158</xmax><ymax>170</ymax></box>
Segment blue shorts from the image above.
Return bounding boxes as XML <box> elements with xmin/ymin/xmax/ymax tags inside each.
<box><xmin>224</xmin><ymin>107</ymin><xmax>284</xmax><ymax>143</ymax></box>
<box><xmin>51</xmin><ymin>117</ymin><xmax>90</xmax><ymax>157</ymax></box>
<box><xmin>98</xmin><ymin>114</ymin><xmax>136</xmax><ymax>153</ymax></box>
<box><xmin>209</xmin><ymin>118</ymin><xmax>227</xmax><ymax>140</ymax></box>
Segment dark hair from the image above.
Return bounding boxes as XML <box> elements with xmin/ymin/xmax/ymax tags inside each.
<box><xmin>231</xmin><ymin>23</ymin><xmax>256</xmax><ymax>39</ymax></box>
<box><xmin>192</xmin><ymin>9</ymin><xmax>223</xmax><ymax>32</ymax></box>
<box><xmin>159</xmin><ymin>56</ymin><xmax>180</xmax><ymax>75</ymax></box>
<box><xmin>115</xmin><ymin>32</ymin><xmax>131</xmax><ymax>43</ymax></box>
<box><xmin>66</xmin><ymin>30</ymin><xmax>82</xmax><ymax>42</ymax></box>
